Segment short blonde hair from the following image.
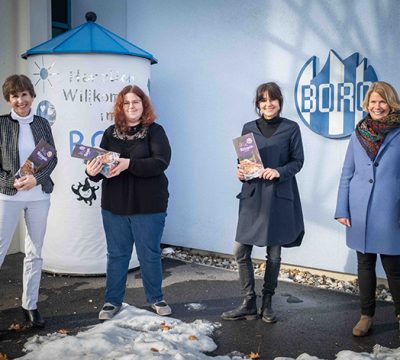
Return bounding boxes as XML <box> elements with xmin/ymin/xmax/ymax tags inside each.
<box><xmin>363</xmin><ymin>81</ymin><xmax>400</xmax><ymax>113</ymax></box>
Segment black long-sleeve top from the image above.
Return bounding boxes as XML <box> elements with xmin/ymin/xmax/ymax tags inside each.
<box><xmin>88</xmin><ymin>123</ymin><xmax>171</xmax><ymax>215</ymax></box>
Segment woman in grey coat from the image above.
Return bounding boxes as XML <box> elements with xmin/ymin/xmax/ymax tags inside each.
<box><xmin>335</xmin><ymin>81</ymin><xmax>400</xmax><ymax>337</ymax></box>
<box><xmin>221</xmin><ymin>82</ymin><xmax>304</xmax><ymax>323</ymax></box>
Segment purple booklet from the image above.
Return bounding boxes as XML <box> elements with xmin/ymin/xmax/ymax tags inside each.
<box><xmin>71</xmin><ymin>144</ymin><xmax>120</xmax><ymax>178</ymax></box>
<box><xmin>15</xmin><ymin>139</ymin><xmax>56</xmax><ymax>178</ymax></box>
<box><xmin>232</xmin><ymin>132</ymin><xmax>264</xmax><ymax>180</ymax></box>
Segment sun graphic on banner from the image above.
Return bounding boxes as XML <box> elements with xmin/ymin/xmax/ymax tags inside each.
<box><xmin>33</xmin><ymin>56</ymin><xmax>59</xmax><ymax>93</ymax></box>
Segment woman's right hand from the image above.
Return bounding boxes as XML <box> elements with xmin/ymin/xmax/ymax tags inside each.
<box><xmin>237</xmin><ymin>166</ymin><xmax>245</xmax><ymax>181</ymax></box>
<box><xmin>86</xmin><ymin>157</ymin><xmax>103</xmax><ymax>176</ymax></box>
<box><xmin>336</xmin><ymin>217</ymin><xmax>351</xmax><ymax>227</ymax></box>
<box><xmin>13</xmin><ymin>175</ymin><xmax>37</xmax><ymax>191</ymax></box>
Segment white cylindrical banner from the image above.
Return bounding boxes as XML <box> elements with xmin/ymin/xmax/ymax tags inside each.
<box><xmin>27</xmin><ymin>53</ymin><xmax>151</xmax><ymax>274</ymax></box>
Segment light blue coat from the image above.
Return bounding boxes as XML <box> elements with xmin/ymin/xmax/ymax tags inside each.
<box><xmin>335</xmin><ymin>128</ymin><xmax>400</xmax><ymax>255</ymax></box>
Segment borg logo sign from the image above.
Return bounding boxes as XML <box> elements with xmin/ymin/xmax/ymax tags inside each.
<box><xmin>295</xmin><ymin>50</ymin><xmax>378</xmax><ymax>138</ymax></box>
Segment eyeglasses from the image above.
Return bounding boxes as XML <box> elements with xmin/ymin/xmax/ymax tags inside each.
<box><xmin>123</xmin><ymin>100</ymin><xmax>142</xmax><ymax>106</ymax></box>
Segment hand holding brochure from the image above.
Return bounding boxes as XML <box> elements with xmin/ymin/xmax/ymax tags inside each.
<box><xmin>232</xmin><ymin>132</ymin><xmax>264</xmax><ymax>180</ymax></box>
<box><xmin>15</xmin><ymin>139</ymin><xmax>56</xmax><ymax>178</ymax></box>
<box><xmin>71</xmin><ymin>144</ymin><xmax>119</xmax><ymax>178</ymax></box>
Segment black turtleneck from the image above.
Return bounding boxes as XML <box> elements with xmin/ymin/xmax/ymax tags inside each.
<box><xmin>256</xmin><ymin>116</ymin><xmax>282</xmax><ymax>138</ymax></box>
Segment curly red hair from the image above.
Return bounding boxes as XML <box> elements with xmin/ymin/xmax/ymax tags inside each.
<box><xmin>113</xmin><ymin>85</ymin><xmax>156</xmax><ymax>133</ymax></box>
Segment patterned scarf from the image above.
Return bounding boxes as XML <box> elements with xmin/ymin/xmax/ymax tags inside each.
<box><xmin>355</xmin><ymin>111</ymin><xmax>400</xmax><ymax>160</ymax></box>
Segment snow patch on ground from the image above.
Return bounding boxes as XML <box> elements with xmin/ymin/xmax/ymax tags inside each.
<box><xmin>16</xmin><ymin>304</ymin><xmax>400</xmax><ymax>360</ymax></box>
<box><xmin>185</xmin><ymin>303</ymin><xmax>207</xmax><ymax>311</ymax></box>
<box><xmin>17</xmin><ymin>304</ymin><xmax>246</xmax><ymax>360</ymax></box>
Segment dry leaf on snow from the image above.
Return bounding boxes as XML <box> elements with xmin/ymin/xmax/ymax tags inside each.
<box><xmin>8</xmin><ymin>323</ymin><xmax>26</xmax><ymax>332</ymax></box>
<box><xmin>188</xmin><ymin>335</ymin><xmax>197</xmax><ymax>341</ymax></box>
<box><xmin>159</xmin><ymin>322</ymin><xmax>172</xmax><ymax>331</ymax></box>
<box><xmin>247</xmin><ymin>352</ymin><xmax>260</xmax><ymax>359</ymax></box>
<box><xmin>150</xmin><ymin>347</ymin><xmax>159</xmax><ymax>352</ymax></box>
<box><xmin>57</xmin><ymin>329</ymin><xmax>70</xmax><ymax>335</ymax></box>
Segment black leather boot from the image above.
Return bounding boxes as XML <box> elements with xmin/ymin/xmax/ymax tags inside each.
<box><xmin>221</xmin><ymin>296</ymin><xmax>258</xmax><ymax>320</ymax></box>
<box><xmin>22</xmin><ymin>308</ymin><xmax>46</xmax><ymax>328</ymax></box>
<box><xmin>261</xmin><ymin>294</ymin><xmax>277</xmax><ymax>323</ymax></box>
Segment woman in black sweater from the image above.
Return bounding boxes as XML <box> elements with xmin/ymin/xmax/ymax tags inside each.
<box><xmin>86</xmin><ymin>85</ymin><xmax>172</xmax><ymax>320</ymax></box>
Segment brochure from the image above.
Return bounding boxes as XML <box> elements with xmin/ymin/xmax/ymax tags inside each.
<box><xmin>232</xmin><ymin>132</ymin><xmax>264</xmax><ymax>180</ymax></box>
<box><xmin>15</xmin><ymin>139</ymin><xmax>56</xmax><ymax>178</ymax></box>
<box><xmin>71</xmin><ymin>144</ymin><xmax>120</xmax><ymax>178</ymax></box>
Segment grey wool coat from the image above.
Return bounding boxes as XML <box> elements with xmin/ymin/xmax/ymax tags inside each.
<box><xmin>235</xmin><ymin>118</ymin><xmax>305</xmax><ymax>247</ymax></box>
<box><xmin>335</xmin><ymin>128</ymin><xmax>400</xmax><ymax>255</ymax></box>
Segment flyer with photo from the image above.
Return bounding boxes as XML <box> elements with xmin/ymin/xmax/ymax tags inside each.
<box><xmin>15</xmin><ymin>139</ymin><xmax>56</xmax><ymax>178</ymax></box>
<box><xmin>232</xmin><ymin>132</ymin><xmax>264</xmax><ymax>180</ymax></box>
<box><xmin>71</xmin><ymin>144</ymin><xmax>120</xmax><ymax>178</ymax></box>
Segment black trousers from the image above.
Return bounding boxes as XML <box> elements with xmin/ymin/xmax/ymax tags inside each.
<box><xmin>235</xmin><ymin>243</ymin><xmax>281</xmax><ymax>298</ymax></box>
<box><xmin>357</xmin><ymin>251</ymin><xmax>400</xmax><ymax>317</ymax></box>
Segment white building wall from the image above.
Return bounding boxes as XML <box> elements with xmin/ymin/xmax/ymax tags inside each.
<box><xmin>71</xmin><ymin>0</ymin><xmax>399</xmax><ymax>277</ymax></box>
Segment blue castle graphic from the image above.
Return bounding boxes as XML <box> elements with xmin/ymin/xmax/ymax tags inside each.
<box><xmin>295</xmin><ymin>50</ymin><xmax>378</xmax><ymax>138</ymax></box>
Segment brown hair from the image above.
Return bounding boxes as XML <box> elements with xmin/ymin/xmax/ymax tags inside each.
<box><xmin>363</xmin><ymin>81</ymin><xmax>400</xmax><ymax>113</ymax></box>
<box><xmin>255</xmin><ymin>82</ymin><xmax>283</xmax><ymax>117</ymax></box>
<box><xmin>113</xmin><ymin>85</ymin><xmax>156</xmax><ymax>133</ymax></box>
<box><xmin>2</xmin><ymin>74</ymin><xmax>36</xmax><ymax>101</ymax></box>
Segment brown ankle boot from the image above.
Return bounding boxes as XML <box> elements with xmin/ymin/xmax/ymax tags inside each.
<box><xmin>352</xmin><ymin>315</ymin><xmax>373</xmax><ymax>336</ymax></box>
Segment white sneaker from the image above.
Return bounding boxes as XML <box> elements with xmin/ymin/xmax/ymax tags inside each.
<box><xmin>98</xmin><ymin>303</ymin><xmax>121</xmax><ymax>321</ymax></box>
<box><xmin>151</xmin><ymin>301</ymin><xmax>172</xmax><ymax>316</ymax></box>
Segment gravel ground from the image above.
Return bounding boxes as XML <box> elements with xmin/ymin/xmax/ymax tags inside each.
<box><xmin>161</xmin><ymin>246</ymin><xmax>393</xmax><ymax>303</ymax></box>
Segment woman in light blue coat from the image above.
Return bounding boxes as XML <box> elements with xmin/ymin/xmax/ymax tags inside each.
<box><xmin>335</xmin><ymin>81</ymin><xmax>400</xmax><ymax>337</ymax></box>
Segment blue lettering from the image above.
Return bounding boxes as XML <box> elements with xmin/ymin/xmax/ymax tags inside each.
<box><xmin>91</xmin><ymin>131</ymin><xmax>104</xmax><ymax>147</ymax></box>
<box><xmin>69</xmin><ymin>130</ymin><xmax>105</xmax><ymax>153</ymax></box>
<box><xmin>300</xmin><ymin>82</ymin><xmax>373</xmax><ymax>113</ymax></box>
<box><xmin>301</xmin><ymin>85</ymin><xmax>316</xmax><ymax>112</ymax></box>
<box><xmin>69</xmin><ymin>130</ymin><xmax>84</xmax><ymax>154</ymax></box>
<box><xmin>356</xmin><ymin>81</ymin><xmax>372</xmax><ymax>111</ymax></box>
<box><xmin>318</xmin><ymin>84</ymin><xmax>334</xmax><ymax>113</ymax></box>
<box><xmin>338</xmin><ymin>83</ymin><xmax>354</xmax><ymax>112</ymax></box>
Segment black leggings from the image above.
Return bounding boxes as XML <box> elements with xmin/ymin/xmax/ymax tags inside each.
<box><xmin>357</xmin><ymin>252</ymin><xmax>400</xmax><ymax>317</ymax></box>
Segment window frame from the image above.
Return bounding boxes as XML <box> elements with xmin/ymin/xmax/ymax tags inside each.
<box><xmin>51</xmin><ymin>0</ymin><xmax>71</xmax><ymax>37</ymax></box>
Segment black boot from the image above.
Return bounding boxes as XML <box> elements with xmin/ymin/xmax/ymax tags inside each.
<box><xmin>22</xmin><ymin>308</ymin><xmax>46</xmax><ymax>328</ymax></box>
<box><xmin>221</xmin><ymin>296</ymin><xmax>258</xmax><ymax>320</ymax></box>
<box><xmin>261</xmin><ymin>294</ymin><xmax>277</xmax><ymax>323</ymax></box>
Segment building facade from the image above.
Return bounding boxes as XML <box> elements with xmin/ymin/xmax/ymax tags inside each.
<box><xmin>2</xmin><ymin>0</ymin><xmax>400</xmax><ymax>277</ymax></box>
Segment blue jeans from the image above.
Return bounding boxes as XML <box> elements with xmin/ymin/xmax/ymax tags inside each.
<box><xmin>235</xmin><ymin>242</ymin><xmax>282</xmax><ymax>298</ymax></box>
<box><xmin>101</xmin><ymin>209</ymin><xmax>166</xmax><ymax>306</ymax></box>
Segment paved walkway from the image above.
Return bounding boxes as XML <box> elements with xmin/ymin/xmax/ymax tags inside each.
<box><xmin>0</xmin><ymin>253</ymin><xmax>399</xmax><ymax>359</ymax></box>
